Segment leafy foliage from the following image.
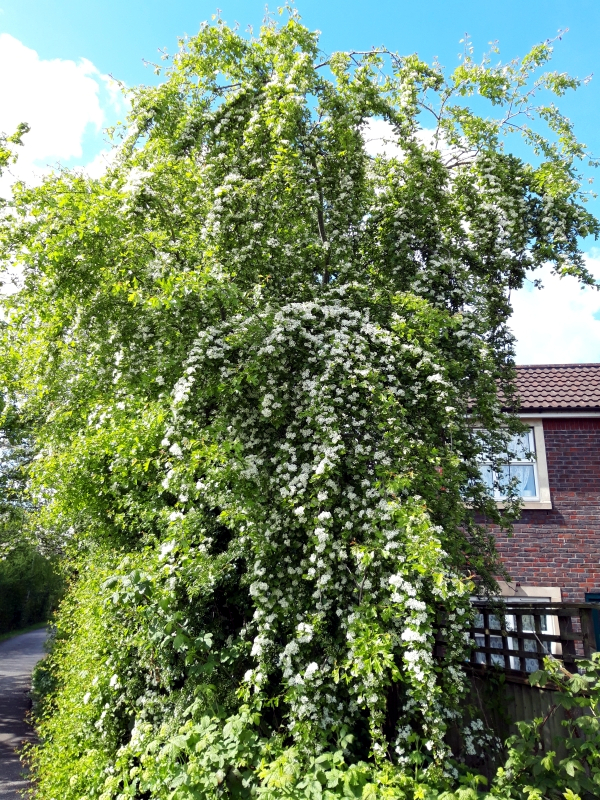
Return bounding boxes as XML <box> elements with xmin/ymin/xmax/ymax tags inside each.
<box><xmin>0</xmin><ymin>401</ymin><xmax>62</xmax><ymax>633</ymax></box>
<box><xmin>490</xmin><ymin>654</ymin><xmax>600</xmax><ymax>800</ymax></box>
<box><xmin>0</xmin><ymin>122</ymin><xmax>29</xmax><ymax>177</ymax></box>
<box><xmin>2</xmin><ymin>7</ymin><xmax>598</xmax><ymax>798</ymax></box>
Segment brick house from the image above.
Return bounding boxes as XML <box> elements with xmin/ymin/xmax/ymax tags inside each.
<box><xmin>490</xmin><ymin>363</ymin><xmax>600</xmax><ymax>606</ymax></box>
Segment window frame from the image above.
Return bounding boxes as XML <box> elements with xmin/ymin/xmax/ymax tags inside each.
<box><xmin>517</xmin><ymin>419</ymin><xmax>551</xmax><ymax>510</ymax></box>
<box><xmin>478</xmin><ymin>419</ymin><xmax>552</xmax><ymax>510</ymax></box>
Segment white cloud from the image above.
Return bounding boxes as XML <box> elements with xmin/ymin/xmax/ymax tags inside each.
<box><xmin>84</xmin><ymin>147</ymin><xmax>119</xmax><ymax>179</ymax></box>
<box><xmin>362</xmin><ymin>118</ymin><xmax>403</xmax><ymax>159</ymax></box>
<box><xmin>362</xmin><ymin>117</ymin><xmax>447</xmax><ymax>160</ymax></box>
<box><xmin>0</xmin><ymin>33</ymin><xmax>124</xmax><ymax>193</ymax></box>
<box><xmin>510</xmin><ymin>259</ymin><xmax>600</xmax><ymax>364</ymax></box>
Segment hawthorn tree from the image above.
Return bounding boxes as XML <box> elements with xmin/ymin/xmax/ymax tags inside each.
<box><xmin>1</xmin><ymin>9</ymin><xmax>597</xmax><ymax>798</ymax></box>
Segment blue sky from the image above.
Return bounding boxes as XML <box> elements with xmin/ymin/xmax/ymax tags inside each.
<box><xmin>1</xmin><ymin>0</ymin><xmax>600</xmax><ymax>362</ymax></box>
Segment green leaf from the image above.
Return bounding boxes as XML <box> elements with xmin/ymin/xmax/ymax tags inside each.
<box><xmin>563</xmin><ymin>759</ymin><xmax>583</xmax><ymax>777</ymax></box>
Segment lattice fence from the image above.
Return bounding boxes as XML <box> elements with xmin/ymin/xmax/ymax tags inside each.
<box><xmin>467</xmin><ymin>601</ymin><xmax>599</xmax><ymax>678</ymax></box>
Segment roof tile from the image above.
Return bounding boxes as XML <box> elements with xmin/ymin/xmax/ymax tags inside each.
<box><xmin>515</xmin><ymin>364</ymin><xmax>600</xmax><ymax>412</ymax></box>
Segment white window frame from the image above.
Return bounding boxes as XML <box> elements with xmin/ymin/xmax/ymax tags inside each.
<box><xmin>479</xmin><ymin>419</ymin><xmax>551</xmax><ymax>510</ymax></box>
<box><xmin>527</xmin><ymin>419</ymin><xmax>552</xmax><ymax>509</ymax></box>
<box><xmin>498</xmin><ymin>581</ymin><xmax>562</xmax><ymax>603</ymax></box>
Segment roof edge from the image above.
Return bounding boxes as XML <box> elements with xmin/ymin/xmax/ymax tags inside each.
<box><xmin>516</xmin><ymin>363</ymin><xmax>600</xmax><ymax>369</ymax></box>
<box><xmin>519</xmin><ymin>411</ymin><xmax>600</xmax><ymax>418</ymax></box>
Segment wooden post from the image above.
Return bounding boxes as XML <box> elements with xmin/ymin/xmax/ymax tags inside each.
<box><xmin>501</xmin><ymin>610</ymin><xmax>512</xmax><ymax>671</ymax></box>
<box><xmin>483</xmin><ymin>607</ymin><xmax>491</xmax><ymax>668</ymax></box>
<box><xmin>579</xmin><ymin>607</ymin><xmax>596</xmax><ymax>657</ymax></box>
<box><xmin>533</xmin><ymin>611</ymin><xmax>546</xmax><ymax>671</ymax></box>
<box><xmin>516</xmin><ymin>611</ymin><xmax>526</xmax><ymax>674</ymax></box>
<box><xmin>558</xmin><ymin>612</ymin><xmax>577</xmax><ymax>671</ymax></box>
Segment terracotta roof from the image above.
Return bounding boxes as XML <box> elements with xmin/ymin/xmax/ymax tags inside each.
<box><xmin>515</xmin><ymin>364</ymin><xmax>600</xmax><ymax>412</ymax></box>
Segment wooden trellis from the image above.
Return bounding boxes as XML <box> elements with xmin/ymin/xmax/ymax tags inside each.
<box><xmin>467</xmin><ymin>601</ymin><xmax>599</xmax><ymax>679</ymax></box>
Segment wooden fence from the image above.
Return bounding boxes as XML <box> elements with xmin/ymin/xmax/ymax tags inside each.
<box><xmin>467</xmin><ymin>600</ymin><xmax>599</xmax><ymax>679</ymax></box>
<box><xmin>453</xmin><ymin>600</ymin><xmax>600</xmax><ymax>765</ymax></box>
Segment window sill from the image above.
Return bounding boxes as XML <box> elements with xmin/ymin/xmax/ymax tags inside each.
<box><xmin>495</xmin><ymin>500</ymin><xmax>553</xmax><ymax>511</ymax></box>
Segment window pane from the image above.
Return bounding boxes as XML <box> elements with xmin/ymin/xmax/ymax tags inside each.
<box><xmin>508</xmin><ymin>430</ymin><xmax>534</xmax><ymax>461</ymax></box>
<box><xmin>479</xmin><ymin>465</ymin><xmax>494</xmax><ymax>494</ymax></box>
<box><xmin>474</xmin><ymin>634</ymin><xmax>485</xmax><ymax>665</ymax></box>
<box><xmin>498</xmin><ymin>465</ymin><xmax>537</xmax><ymax>498</ymax></box>
<box><xmin>522</xmin><ymin>615</ymin><xmax>535</xmax><ymax>632</ymax></box>
<box><xmin>510</xmin><ymin>465</ymin><xmax>536</xmax><ymax>497</ymax></box>
<box><xmin>497</xmin><ymin>466</ymin><xmax>509</xmax><ymax>495</ymax></box>
<box><xmin>489</xmin><ymin>614</ymin><xmax>502</xmax><ymax>630</ymax></box>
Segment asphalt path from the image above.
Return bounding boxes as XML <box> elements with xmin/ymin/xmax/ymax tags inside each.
<box><xmin>0</xmin><ymin>629</ymin><xmax>48</xmax><ymax>799</ymax></box>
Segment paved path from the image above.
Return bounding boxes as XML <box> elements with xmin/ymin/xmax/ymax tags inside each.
<box><xmin>0</xmin><ymin>629</ymin><xmax>48</xmax><ymax>799</ymax></box>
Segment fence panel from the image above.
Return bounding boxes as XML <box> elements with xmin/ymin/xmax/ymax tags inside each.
<box><xmin>468</xmin><ymin>601</ymin><xmax>599</xmax><ymax>679</ymax></box>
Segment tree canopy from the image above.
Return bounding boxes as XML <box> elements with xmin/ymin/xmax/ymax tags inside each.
<box><xmin>2</xmin><ymin>9</ymin><xmax>598</xmax><ymax>798</ymax></box>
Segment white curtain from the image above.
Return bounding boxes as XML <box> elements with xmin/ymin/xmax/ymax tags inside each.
<box><xmin>509</xmin><ymin>465</ymin><xmax>536</xmax><ymax>497</ymax></box>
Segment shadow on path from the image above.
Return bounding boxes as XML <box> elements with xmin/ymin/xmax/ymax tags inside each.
<box><xmin>0</xmin><ymin>629</ymin><xmax>48</xmax><ymax>799</ymax></box>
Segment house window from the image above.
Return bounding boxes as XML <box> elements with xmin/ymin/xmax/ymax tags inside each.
<box><xmin>476</xmin><ymin>420</ymin><xmax>552</xmax><ymax>510</ymax></box>
<box><xmin>472</xmin><ymin>607</ymin><xmax>551</xmax><ymax>672</ymax></box>
<box><xmin>479</xmin><ymin>428</ymin><xmax>538</xmax><ymax>500</ymax></box>
<box><xmin>474</xmin><ymin>584</ymin><xmax>562</xmax><ymax>672</ymax></box>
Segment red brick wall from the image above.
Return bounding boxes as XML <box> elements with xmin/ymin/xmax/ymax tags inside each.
<box><xmin>492</xmin><ymin>418</ymin><xmax>600</xmax><ymax>603</ymax></box>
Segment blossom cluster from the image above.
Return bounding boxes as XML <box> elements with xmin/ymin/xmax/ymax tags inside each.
<box><xmin>156</xmin><ymin>295</ymin><xmax>478</xmax><ymax>758</ymax></box>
